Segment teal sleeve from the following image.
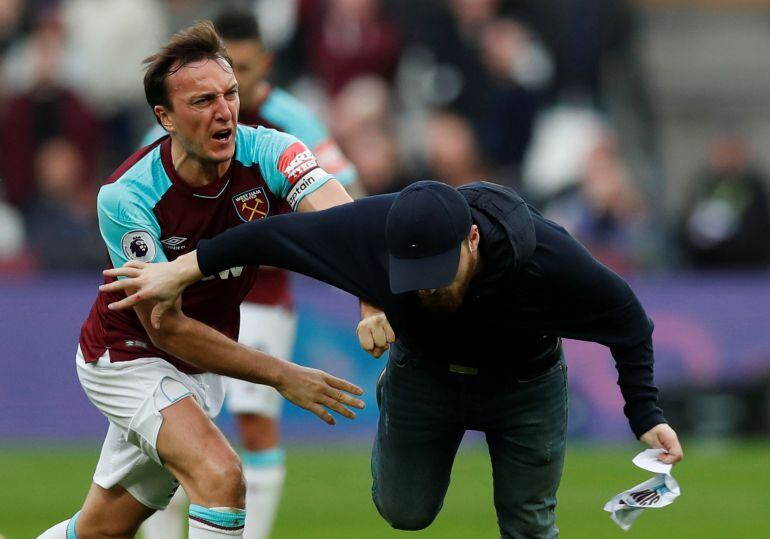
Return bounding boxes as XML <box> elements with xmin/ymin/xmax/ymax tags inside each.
<box><xmin>97</xmin><ymin>182</ymin><xmax>168</xmax><ymax>270</ymax></box>
<box><xmin>248</xmin><ymin>128</ymin><xmax>334</xmax><ymax>210</ymax></box>
<box><xmin>252</xmin><ymin>128</ymin><xmax>295</xmax><ymax>199</ymax></box>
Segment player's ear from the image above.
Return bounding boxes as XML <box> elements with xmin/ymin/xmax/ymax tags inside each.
<box><xmin>468</xmin><ymin>225</ymin><xmax>480</xmax><ymax>253</ymax></box>
<box><xmin>154</xmin><ymin>106</ymin><xmax>174</xmax><ymax>133</ymax></box>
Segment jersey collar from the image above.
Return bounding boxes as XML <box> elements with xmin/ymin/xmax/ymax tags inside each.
<box><xmin>160</xmin><ymin>137</ymin><xmax>233</xmax><ymax>199</ymax></box>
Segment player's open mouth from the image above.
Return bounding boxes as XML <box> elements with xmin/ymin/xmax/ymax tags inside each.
<box><xmin>212</xmin><ymin>128</ymin><xmax>232</xmax><ymax>142</ymax></box>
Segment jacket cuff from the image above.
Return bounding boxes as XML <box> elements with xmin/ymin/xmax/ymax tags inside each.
<box><xmin>628</xmin><ymin>407</ymin><xmax>667</xmax><ymax>439</ymax></box>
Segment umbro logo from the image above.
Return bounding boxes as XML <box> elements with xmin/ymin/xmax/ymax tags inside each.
<box><xmin>161</xmin><ymin>236</ymin><xmax>188</xmax><ymax>250</ymax></box>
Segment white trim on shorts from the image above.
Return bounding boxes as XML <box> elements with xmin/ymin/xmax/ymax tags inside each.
<box><xmin>76</xmin><ymin>346</ymin><xmax>225</xmax><ymax>510</ymax></box>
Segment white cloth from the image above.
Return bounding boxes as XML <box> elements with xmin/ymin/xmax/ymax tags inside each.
<box><xmin>227</xmin><ymin>303</ymin><xmax>296</xmax><ymax>416</ymax></box>
<box><xmin>76</xmin><ymin>347</ymin><xmax>225</xmax><ymax>509</ymax></box>
<box><xmin>603</xmin><ymin>449</ymin><xmax>681</xmax><ymax>531</ymax></box>
<box><xmin>243</xmin><ymin>465</ymin><xmax>286</xmax><ymax>539</ymax></box>
<box><xmin>35</xmin><ymin>519</ymin><xmax>70</xmax><ymax>538</ymax></box>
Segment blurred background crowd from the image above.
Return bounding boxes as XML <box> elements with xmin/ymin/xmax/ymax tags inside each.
<box><xmin>2</xmin><ymin>0</ymin><xmax>770</xmax><ymax>278</ymax></box>
<box><xmin>1</xmin><ymin>4</ymin><xmax>768</xmax><ymax>537</ymax></box>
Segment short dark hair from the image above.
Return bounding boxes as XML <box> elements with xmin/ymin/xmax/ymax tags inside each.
<box><xmin>213</xmin><ymin>9</ymin><xmax>262</xmax><ymax>43</ymax></box>
<box><xmin>143</xmin><ymin>21</ymin><xmax>232</xmax><ymax>114</ymax></box>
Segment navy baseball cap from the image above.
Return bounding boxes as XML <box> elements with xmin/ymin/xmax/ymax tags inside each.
<box><xmin>386</xmin><ymin>181</ymin><xmax>472</xmax><ymax>294</ymax></box>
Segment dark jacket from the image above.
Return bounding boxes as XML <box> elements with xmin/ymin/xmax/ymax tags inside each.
<box><xmin>198</xmin><ymin>182</ymin><xmax>665</xmax><ymax>437</ymax></box>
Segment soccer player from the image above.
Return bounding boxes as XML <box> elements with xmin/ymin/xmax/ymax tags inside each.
<box><xmin>140</xmin><ymin>10</ymin><xmax>360</xmax><ymax>539</ymax></box>
<box><xmin>104</xmin><ymin>181</ymin><xmax>684</xmax><ymax>538</ymax></box>
<box><xmin>37</xmin><ymin>22</ymin><xmax>365</xmax><ymax>539</ymax></box>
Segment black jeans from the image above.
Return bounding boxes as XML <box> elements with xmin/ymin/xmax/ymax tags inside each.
<box><xmin>371</xmin><ymin>347</ymin><xmax>568</xmax><ymax>538</ymax></box>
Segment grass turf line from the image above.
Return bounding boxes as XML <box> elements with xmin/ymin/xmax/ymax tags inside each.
<box><xmin>1</xmin><ymin>441</ymin><xmax>767</xmax><ymax>538</ymax></box>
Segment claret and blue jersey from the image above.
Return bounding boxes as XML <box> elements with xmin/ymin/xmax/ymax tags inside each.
<box><xmin>140</xmin><ymin>85</ymin><xmax>357</xmax><ymax>308</ymax></box>
<box><xmin>79</xmin><ymin>124</ymin><xmax>333</xmax><ymax>373</ymax></box>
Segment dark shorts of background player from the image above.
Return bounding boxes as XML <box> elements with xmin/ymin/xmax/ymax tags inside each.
<box><xmin>371</xmin><ymin>342</ymin><xmax>568</xmax><ymax>539</ymax></box>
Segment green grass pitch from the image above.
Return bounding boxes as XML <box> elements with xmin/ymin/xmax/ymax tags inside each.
<box><xmin>1</xmin><ymin>440</ymin><xmax>768</xmax><ymax>538</ymax></box>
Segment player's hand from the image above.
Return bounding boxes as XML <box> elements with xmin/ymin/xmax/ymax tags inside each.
<box><xmin>275</xmin><ymin>362</ymin><xmax>365</xmax><ymax>425</ymax></box>
<box><xmin>100</xmin><ymin>259</ymin><xmax>193</xmax><ymax>329</ymax></box>
<box><xmin>639</xmin><ymin>423</ymin><xmax>684</xmax><ymax>465</ymax></box>
<box><xmin>357</xmin><ymin>311</ymin><xmax>395</xmax><ymax>359</ymax></box>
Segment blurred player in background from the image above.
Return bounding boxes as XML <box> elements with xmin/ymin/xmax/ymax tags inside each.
<box><xmin>37</xmin><ymin>22</ymin><xmax>364</xmax><ymax>539</ymax></box>
<box><xmin>140</xmin><ymin>9</ymin><xmax>360</xmax><ymax>539</ymax></box>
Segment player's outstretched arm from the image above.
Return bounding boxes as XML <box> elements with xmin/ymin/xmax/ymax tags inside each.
<box><xmin>103</xmin><ymin>273</ymin><xmax>366</xmax><ymax>424</ymax></box>
<box><xmin>274</xmin><ymin>361</ymin><xmax>366</xmax><ymax>425</ymax></box>
<box><xmin>127</xmin><ymin>297</ymin><xmax>365</xmax><ymax>425</ymax></box>
<box><xmin>101</xmin><ymin>251</ymin><xmax>203</xmax><ymax>328</ymax></box>
<box><xmin>639</xmin><ymin>423</ymin><xmax>684</xmax><ymax>465</ymax></box>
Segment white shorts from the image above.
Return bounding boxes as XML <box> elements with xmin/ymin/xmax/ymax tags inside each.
<box><xmin>76</xmin><ymin>347</ymin><xmax>225</xmax><ymax>510</ymax></box>
<box><xmin>227</xmin><ymin>303</ymin><xmax>297</xmax><ymax>417</ymax></box>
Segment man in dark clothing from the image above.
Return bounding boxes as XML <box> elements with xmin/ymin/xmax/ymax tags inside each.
<box><xmin>102</xmin><ymin>181</ymin><xmax>683</xmax><ymax>538</ymax></box>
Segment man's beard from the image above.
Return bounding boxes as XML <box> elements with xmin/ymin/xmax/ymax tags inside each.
<box><xmin>419</xmin><ymin>290</ymin><xmax>465</xmax><ymax>313</ymax></box>
<box><xmin>418</xmin><ymin>271</ymin><xmax>474</xmax><ymax>314</ymax></box>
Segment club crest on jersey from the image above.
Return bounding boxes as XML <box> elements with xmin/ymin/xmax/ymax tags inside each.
<box><xmin>233</xmin><ymin>187</ymin><xmax>270</xmax><ymax>222</ymax></box>
<box><xmin>121</xmin><ymin>230</ymin><xmax>157</xmax><ymax>262</ymax></box>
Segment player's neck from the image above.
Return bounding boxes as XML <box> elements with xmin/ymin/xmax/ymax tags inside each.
<box><xmin>170</xmin><ymin>138</ymin><xmax>230</xmax><ymax>187</ymax></box>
